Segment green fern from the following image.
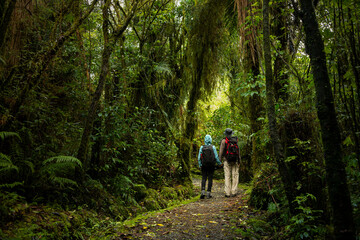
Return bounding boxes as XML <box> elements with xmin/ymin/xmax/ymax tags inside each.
<box><xmin>0</xmin><ymin>131</ymin><xmax>21</xmax><ymax>141</ymax></box>
<box><xmin>0</xmin><ymin>153</ymin><xmax>19</xmax><ymax>173</ymax></box>
<box><xmin>41</xmin><ymin>155</ymin><xmax>82</xmax><ymax>189</ymax></box>
<box><xmin>42</xmin><ymin>155</ymin><xmax>82</xmax><ymax>168</ymax></box>
<box><xmin>0</xmin><ymin>181</ymin><xmax>23</xmax><ymax>189</ymax></box>
<box><xmin>50</xmin><ymin>176</ymin><xmax>78</xmax><ymax>188</ymax></box>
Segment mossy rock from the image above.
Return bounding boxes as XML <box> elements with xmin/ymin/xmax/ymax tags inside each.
<box><xmin>133</xmin><ymin>184</ymin><xmax>147</xmax><ymax>202</ymax></box>
<box><xmin>174</xmin><ymin>184</ymin><xmax>195</xmax><ymax>199</ymax></box>
<box><xmin>249</xmin><ymin>162</ymin><xmax>282</xmax><ymax>210</ymax></box>
<box><xmin>142</xmin><ymin>188</ymin><xmax>167</xmax><ymax>211</ymax></box>
<box><xmin>161</xmin><ymin>187</ymin><xmax>178</xmax><ymax>200</ymax></box>
<box><xmin>142</xmin><ymin>197</ymin><xmax>161</xmax><ymax>211</ymax></box>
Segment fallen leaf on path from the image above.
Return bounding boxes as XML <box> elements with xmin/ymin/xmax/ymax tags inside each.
<box><xmin>157</xmin><ymin>224</ymin><xmax>164</xmax><ymax>226</ymax></box>
<box><xmin>209</xmin><ymin>221</ymin><xmax>218</xmax><ymax>224</ymax></box>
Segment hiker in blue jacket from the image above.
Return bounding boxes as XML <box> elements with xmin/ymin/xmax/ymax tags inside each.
<box><xmin>198</xmin><ymin>134</ymin><xmax>222</xmax><ymax>199</ymax></box>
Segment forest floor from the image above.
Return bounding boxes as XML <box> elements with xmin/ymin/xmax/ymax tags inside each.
<box><xmin>118</xmin><ymin>177</ymin><xmax>268</xmax><ymax>240</ymax></box>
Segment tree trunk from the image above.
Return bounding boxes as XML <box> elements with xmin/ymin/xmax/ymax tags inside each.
<box><xmin>272</xmin><ymin>0</ymin><xmax>289</xmax><ymax>101</ymax></box>
<box><xmin>244</xmin><ymin>39</ymin><xmax>265</xmax><ymax>170</ymax></box>
<box><xmin>263</xmin><ymin>0</ymin><xmax>297</xmax><ymax>215</ymax></box>
<box><xmin>298</xmin><ymin>0</ymin><xmax>355</xmax><ymax>238</ymax></box>
<box><xmin>77</xmin><ymin>0</ymin><xmax>113</xmax><ymax>168</ymax></box>
<box><xmin>178</xmin><ymin>50</ymin><xmax>203</xmax><ymax>184</ymax></box>
<box><xmin>77</xmin><ymin>0</ymin><xmax>139</xmax><ymax>170</ymax></box>
<box><xmin>0</xmin><ymin>0</ymin><xmax>16</xmax><ymax>52</ymax></box>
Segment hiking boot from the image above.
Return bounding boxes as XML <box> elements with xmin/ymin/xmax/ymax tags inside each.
<box><xmin>225</xmin><ymin>195</ymin><xmax>230</xmax><ymax>198</ymax></box>
<box><xmin>200</xmin><ymin>190</ymin><xmax>205</xmax><ymax>199</ymax></box>
<box><xmin>206</xmin><ymin>191</ymin><xmax>212</xmax><ymax>199</ymax></box>
<box><xmin>231</xmin><ymin>193</ymin><xmax>237</xmax><ymax>197</ymax></box>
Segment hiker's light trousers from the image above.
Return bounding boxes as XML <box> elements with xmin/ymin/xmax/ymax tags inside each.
<box><xmin>224</xmin><ymin>161</ymin><xmax>239</xmax><ymax>196</ymax></box>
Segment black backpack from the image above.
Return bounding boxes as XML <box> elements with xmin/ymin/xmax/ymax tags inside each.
<box><xmin>201</xmin><ymin>145</ymin><xmax>216</xmax><ymax>169</ymax></box>
<box><xmin>224</xmin><ymin>137</ymin><xmax>239</xmax><ymax>163</ymax></box>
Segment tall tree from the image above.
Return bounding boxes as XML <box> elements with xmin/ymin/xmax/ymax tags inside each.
<box><xmin>263</xmin><ymin>0</ymin><xmax>298</xmax><ymax>215</ymax></box>
<box><xmin>235</xmin><ymin>0</ymin><xmax>265</xmax><ymax>168</ymax></box>
<box><xmin>296</xmin><ymin>0</ymin><xmax>355</xmax><ymax>238</ymax></box>
<box><xmin>178</xmin><ymin>0</ymin><xmax>225</xmax><ymax>182</ymax></box>
<box><xmin>77</xmin><ymin>0</ymin><xmax>139</xmax><ymax>169</ymax></box>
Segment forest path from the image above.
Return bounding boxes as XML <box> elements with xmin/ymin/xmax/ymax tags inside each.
<box><xmin>119</xmin><ymin>178</ymin><xmax>261</xmax><ymax>239</ymax></box>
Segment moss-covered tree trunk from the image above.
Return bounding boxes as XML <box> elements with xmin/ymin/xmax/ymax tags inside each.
<box><xmin>298</xmin><ymin>0</ymin><xmax>355</xmax><ymax>238</ymax></box>
<box><xmin>263</xmin><ymin>0</ymin><xmax>297</xmax><ymax>214</ymax></box>
<box><xmin>272</xmin><ymin>0</ymin><xmax>289</xmax><ymax>101</ymax></box>
<box><xmin>77</xmin><ymin>0</ymin><xmax>139</xmax><ymax>170</ymax></box>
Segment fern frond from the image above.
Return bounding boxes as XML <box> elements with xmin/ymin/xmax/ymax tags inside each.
<box><xmin>0</xmin><ymin>153</ymin><xmax>19</xmax><ymax>173</ymax></box>
<box><xmin>154</xmin><ymin>62</ymin><xmax>173</xmax><ymax>78</ymax></box>
<box><xmin>51</xmin><ymin>176</ymin><xmax>78</xmax><ymax>188</ymax></box>
<box><xmin>0</xmin><ymin>131</ymin><xmax>21</xmax><ymax>141</ymax></box>
<box><xmin>0</xmin><ymin>181</ymin><xmax>23</xmax><ymax>189</ymax></box>
<box><xmin>0</xmin><ymin>152</ymin><xmax>12</xmax><ymax>163</ymax></box>
<box><xmin>0</xmin><ymin>165</ymin><xmax>19</xmax><ymax>173</ymax></box>
<box><xmin>24</xmin><ymin>160</ymin><xmax>35</xmax><ymax>173</ymax></box>
<box><xmin>43</xmin><ymin>156</ymin><xmax>82</xmax><ymax>168</ymax></box>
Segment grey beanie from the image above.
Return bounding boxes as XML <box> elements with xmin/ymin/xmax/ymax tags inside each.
<box><xmin>224</xmin><ymin>128</ymin><xmax>233</xmax><ymax>137</ymax></box>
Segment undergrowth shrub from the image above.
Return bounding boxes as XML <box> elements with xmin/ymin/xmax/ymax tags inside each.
<box><xmin>249</xmin><ymin>162</ymin><xmax>284</xmax><ymax>210</ymax></box>
<box><xmin>285</xmin><ymin>194</ymin><xmax>327</xmax><ymax>239</ymax></box>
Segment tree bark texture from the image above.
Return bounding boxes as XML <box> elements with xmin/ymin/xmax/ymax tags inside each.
<box><xmin>298</xmin><ymin>0</ymin><xmax>355</xmax><ymax>238</ymax></box>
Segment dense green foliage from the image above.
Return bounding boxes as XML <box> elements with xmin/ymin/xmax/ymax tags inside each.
<box><xmin>0</xmin><ymin>0</ymin><xmax>359</xmax><ymax>239</ymax></box>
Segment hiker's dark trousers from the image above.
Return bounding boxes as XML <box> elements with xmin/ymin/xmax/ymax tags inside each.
<box><xmin>201</xmin><ymin>167</ymin><xmax>215</xmax><ymax>192</ymax></box>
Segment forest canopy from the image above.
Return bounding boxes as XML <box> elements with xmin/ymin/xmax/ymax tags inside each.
<box><xmin>0</xmin><ymin>0</ymin><xmax>359</xmax><ymax>239</ymax></box>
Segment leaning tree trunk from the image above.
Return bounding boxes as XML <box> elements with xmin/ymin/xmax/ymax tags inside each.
<box><xmin>298</xmin><ymin>0</ymin><xmax>355</xmax><ymax>238</ymax></box>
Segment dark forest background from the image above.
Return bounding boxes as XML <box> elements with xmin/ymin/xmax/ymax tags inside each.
<box><xmin>1</xmin><ymin>0</ymin><xmax>359</xmax><ymax>239</ymax></box>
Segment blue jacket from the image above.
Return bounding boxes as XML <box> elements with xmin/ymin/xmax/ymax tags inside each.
<box><xmin>197</xmin><ymin>135</ymin><xmax>222</xmax><ymax>168</ymax></box>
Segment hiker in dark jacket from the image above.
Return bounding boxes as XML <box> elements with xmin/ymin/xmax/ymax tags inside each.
<box><xmin>198</xmin><ymin>134</ymin><xmax>222</xmax><ymax>199</ymax></box>
<box><xmin>219</xmin><ymin>128</ymin><xmax>241</xmax><ymax>197</ymax></box>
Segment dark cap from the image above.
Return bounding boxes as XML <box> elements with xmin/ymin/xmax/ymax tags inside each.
<box><xmin>224</xmin><ymin>128</ymin><xmax>233</xmax><ymax>137</ymax></box>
